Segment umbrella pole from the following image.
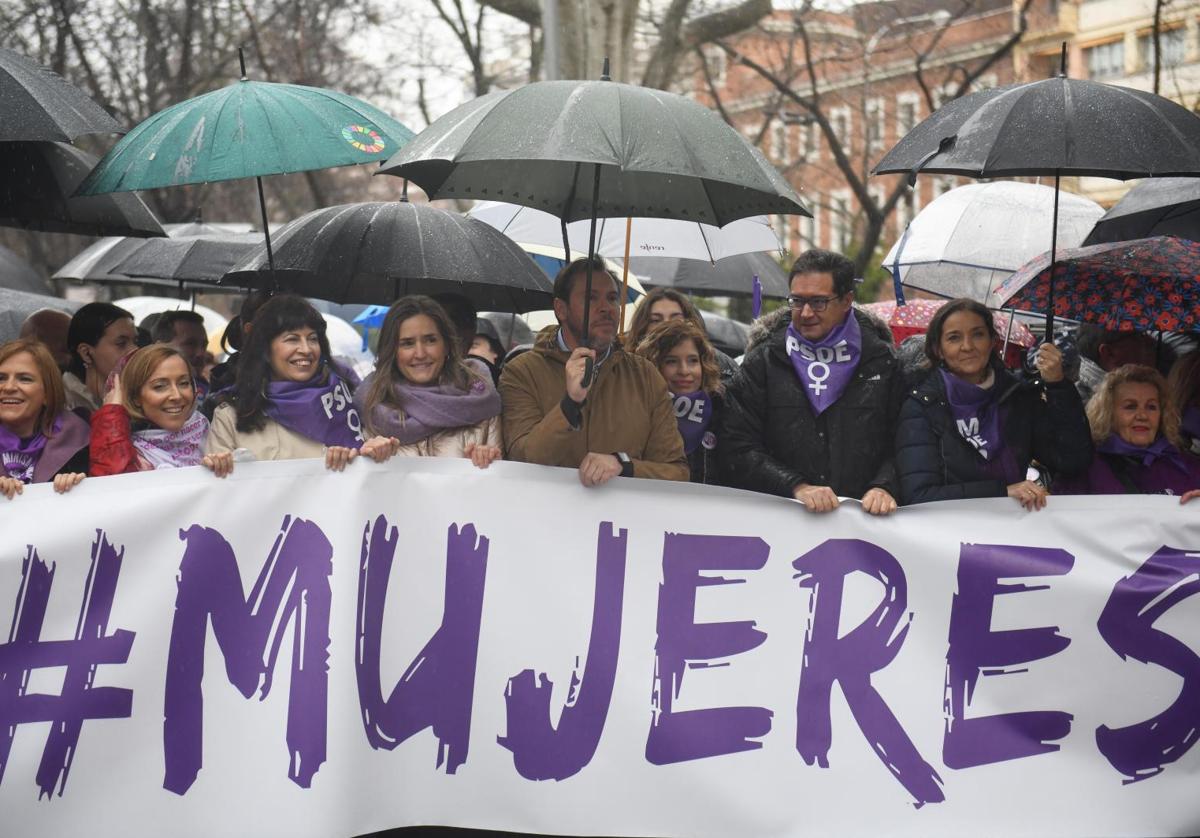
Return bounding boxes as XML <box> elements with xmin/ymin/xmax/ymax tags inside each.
<box><xmin>580</xmin><ymin>163</ymin><xmax>602</xmax><ymax>388</ymax></box>
<box><xmin>254</xmin><ymin>175</ymin><xmax>277</xmax><ymax>290</ymax></box>
<box><xmin>618</xmin><ymin>216</ymin><xmax>632</xmax><ymax>341</ymax></box>
<box><xmin>1045</xmin><ymin>170</ymin><xmax>1060</xmax><ymax>342</ymax></box>
<box><xmin>1001</xmin><ymin>308</ymin><xmax>1016</xmax><ymax>363</ymax></box>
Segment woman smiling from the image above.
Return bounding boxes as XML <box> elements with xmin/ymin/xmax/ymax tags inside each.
<box><xmin>354</xmin><ymin>296</ymin><xmax>502</xmax><ymax>467</ymax></box>
<box><xmin>0</xmin><ymin>339</ymin><xmax>89</xmax><ymax>500</ymax></box>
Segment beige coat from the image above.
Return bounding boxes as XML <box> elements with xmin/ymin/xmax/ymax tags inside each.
<box><xmin>204</xmin><ymin>402</ymin><xmax>326</xmax><ymax>461</ymax></box>
<box><xmin>393</xmin><ymin>415</ymin><xmax>502</xmax><ymax>459</ymax></box>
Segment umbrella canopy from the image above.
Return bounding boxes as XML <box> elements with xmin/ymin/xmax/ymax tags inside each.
<box><xmin>479</xmin><ymin>311</ymin><xmax>535</xmax><ymax>350</ymax></box>
<box><xmin>53</xmin><ymin>222</ymin><xmax>259</xmax><ymax>285</ymax></box>
<box><xmin>0</xmin><ymin>244</ymin><xmax>51</xmax><ymax>294</ymax></box>
<box><xmin>0</xmin><ymin>141</ymin><xmax>164</xmax><ymax>237</ymax></box>
<box><xmin>516</xmin><ymin>241</ymin><xmax>644</xmax><ymax>300</ymax></box>
<box><xmin>0</xmin><ymin>48</ymin><xmax>123</xmax><ymax>142</ymax></box>
<box><xmin>1083</xmin><ymin>178</ymin><xmax>1200</xmax><ymax>245</ymax></box>
<box><xmin>697</xmin><ymin>309</ymin><xmax>750</xmax><ymax>356</ymax></box>
<box><xmin>992</xmin><ymin>236</ymin><xmax>1200</xmax><ymax>332</ymax></box>
<box><xmin>623</xmin><ymin>251</ymin><xmax>789</xmax><ymax>298</ymax></box>
<box><xmin>100</xmin><ymin>233</ymin><xmax>263</xmax><ymax>284</ymax></box>
<box><xmin>379</xmin><ymin>80</ymin><xmax>808</xmax><ymax>226</ymax></box>
<box><xmin>76</xmin><ymin>79</ymin><xmax>414</xmax><ymax>194</ymax></box>
<box><xmin>222</xmin><ymin>201</ymin><xmax>555</xmax><ymax>311</ymax></box>
<box><xmin>872</xmin><ymin>77</ymin><xmax>1200</xmax><ymax>180</ymax></box>
<box><xmin>883</xmin><ymin>182</ymin><xmax>1103</xmax><ymax>300</ymax></box>
<box><xmin>860</xmin><ymin>299</ymin><xmax>1035</xmax><ymax>348</ymax></box>
<box><xmin>466</xmin><ymin>200</ymin><xmax>782</xmax><ymax>261</ymax></box>
<box><xmin>0</xmin><ymin>287</ymin><xmax>80</xmax><ymax>343</ymax></box>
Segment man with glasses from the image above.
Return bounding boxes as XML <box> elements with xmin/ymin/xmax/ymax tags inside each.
<box><xmin>720</xmin><ymin>249</ymin><xmax>903</xmax><ymax>514</ymax></box>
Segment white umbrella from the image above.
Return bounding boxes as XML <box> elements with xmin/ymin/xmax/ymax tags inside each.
<box><xmin>467</xmin><ymin>200</ymin><xmax>782</xmax><ymax>263</ymax></box>
<box><xmin>882</xmin><ymin>182</ymin><xmax>1104</xmax><ymax>301</ymax></box>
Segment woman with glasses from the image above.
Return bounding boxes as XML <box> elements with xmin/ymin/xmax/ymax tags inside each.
<box><xmin>895</xmin><ymin>298</ymin><xmax>1092</xmax><ymax>509</ymax></box>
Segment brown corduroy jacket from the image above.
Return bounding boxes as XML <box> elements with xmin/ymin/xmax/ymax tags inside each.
<box><xmin>499</xmin><ymin>327</ymin><xmax>689</xmax><ymax>481</ymax></box>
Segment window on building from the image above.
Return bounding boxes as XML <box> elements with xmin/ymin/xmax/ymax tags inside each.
<box><xmin>704</xmin><ymin>48</ymin><xmax>727</xmax><ymax>87</ymax></box>
<box><xmin>830</xmin><ymin>107</ymin><xmax>852</xmax><ymax>150</ymax></box>
<box><xmin>771</xmin><ymin>120</ymin><xmax>788</xmax><ymax>165</ymax></box>
<box><xmin>865</xmin><ymin>98</ymin><xmax>885</xmax><ymax>152</ymax></box>
<box><xmin>896</xmin><ymin>93</ymin><xmax>919</xmax><ymax>140</ymax></box>
<box><xmin>774</xmin><ymin>215</ymin><xmax>792</xmax><ymax>254</ymax></box>
<box><xmin>799</xmin><ymin>122</ymin><xmax>819</xmax><ymax>162</ymax></box>
<box><xmin>831</xmin><ymin>193</ymin><xmax>852</xmax><ymax>252</ymax></box>
<box><xmin>1140</xmin><ymin>28</ymin><xmax>1187</xmax><ymax>70</ymax></box>
<box><xmin>1086</xmin><ymin>40</ymin><xmax>1125</xmax><ymax>80</ymax></box>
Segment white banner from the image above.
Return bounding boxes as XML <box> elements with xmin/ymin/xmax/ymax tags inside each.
<box><xmin>1</xmin><ymin>458</ymin><xmax>1198</xmax><ymax>837</ymax></box>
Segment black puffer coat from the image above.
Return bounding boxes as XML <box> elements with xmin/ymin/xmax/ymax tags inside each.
<box><xmin>719</xmin><ymin>308</ymin><xmax>904</xmax><ymax>499</ymax></box>
<box><xmin>895</xmin><ymin>359</ymin><xmax>1093</xmax><ymax>505</ymax></box>
<box><xmin>684</xmin><ymin>389</ymin><xmax>725</xmax><ymax>485</ymax></box>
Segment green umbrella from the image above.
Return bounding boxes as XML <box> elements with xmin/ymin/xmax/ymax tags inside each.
<box><xmin>77</xmin><ymin>52</ymin><xmax>414</xmax><ymax>273</ymax></box>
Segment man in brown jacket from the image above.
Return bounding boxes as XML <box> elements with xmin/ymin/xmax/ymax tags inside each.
<box><xmin>500</xmin><ymin>258</ymin><xmax>689</xmax><ymax>486</ymax></box>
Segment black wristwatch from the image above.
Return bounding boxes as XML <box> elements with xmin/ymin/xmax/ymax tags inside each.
<box><xmin>614</xmin><ymin>451</ymin><xmax>634</xmax><ymax>478</ymax></box>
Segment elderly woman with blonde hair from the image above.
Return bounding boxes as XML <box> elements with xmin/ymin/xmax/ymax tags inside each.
<box><xmin>1055</xmin><ymin>364</ymin><xmax>1200</xmax><ymax>503</ymax></box>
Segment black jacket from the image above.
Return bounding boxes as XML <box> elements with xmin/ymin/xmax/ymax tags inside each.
<box><xmin>895</xmin><ymin>360</ymin><xmax>1093</xmax><ymax>505</ymax></box>
<box><xmin>685</xmin><ymin>389</ymin><xmax>725</xmax><ymax>485</ymax></box>
<box><xmin>719</xmin><ymin>309</ymin><xmax>903</xmax><ymax>499</ymax></box>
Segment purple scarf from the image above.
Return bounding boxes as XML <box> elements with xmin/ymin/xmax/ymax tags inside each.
<box><xmin>358</xmin><ymin>361</ymin><xmax>500</xmax><ymax>445</ymax></box>
<box><xmin>785</xmin><ymin>313</ymin><xmax>861</xmax><ymax>415</ymax></box>
<box><xmin>672</xmin><ymin>391</ymin><xmax>714</xmax><ymax>454</ymax></box>
<box><xmin>1097</xmin><ymin>434</ymin><xmax>1190</xmax><ymax>472</ymax></box>
<box><xmin>941</xmin><ymin>368</ymin><xmax>1022</xmax><ymax>483</ymax></box>
<box><xmin>0</xmin><ymin>417</ymin><xmax>58</xmax><ymax>483</ymax></box>
<box><xmin>264</xmin><ymin>370</ymin><xmax>365</xmax><ymax>448</ymax></box>
<box><xmin>132</xmin><ymin>412</ymin><xmax>209</xmax><ymax>469</ymax></box>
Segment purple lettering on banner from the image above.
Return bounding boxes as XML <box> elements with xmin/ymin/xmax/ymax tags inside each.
<box><xmin>646</xmin><ymin>534</ymin><xmax>772</xmax><ymax>764</ymax></box>
<box><xmin>163</xmin><ymin>518</ymin><xmax>332</xmax><ymax>795</ymax></box>
<box><xmin>1096</xmin><ymin>545</ymin><xmax>1200</xmax><ymax>783</ymax></box>
<box><xmin>944</xmin><ymin>543</ymin><xmax>1074</xmax><ymax>770</ymax></box>
<box><xmin>0</xmin><ymin>535</ymin><xmax>133</xmax><ymax>798</ymax></box>
<box><xmin>356</xmin><ymin>516</ymin><xmax>488</xmax><ymax>774</ymax></box>
<box><xmin>793</xmin><ymin>539</ymin><xmax>944</xmax><ymax>806</ymax></box>
<box><xmin>498</xmin><ymin>522</ymin><xmax>627</xmax><ymax>781</ymax></box>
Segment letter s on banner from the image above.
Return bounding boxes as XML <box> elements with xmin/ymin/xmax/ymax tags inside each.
<box><xmin>1096</xmin><ymin>545</ymin><xmax>1200</xmax><ymax>782</ymax></box>
<box><xmin>645</xmin><ymin>534</ymin><xmax>772</xmax><ymax>765</ymax></box>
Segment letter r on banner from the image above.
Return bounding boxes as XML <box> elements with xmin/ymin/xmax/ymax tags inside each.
<box><xmin>163</xmin><ymin>518</ymin><xmax>333</xmax><ymax>795</ymax></box>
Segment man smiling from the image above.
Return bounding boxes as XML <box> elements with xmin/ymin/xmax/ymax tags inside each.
<box><xmin>500</xmin><ymin>257</ymin><xmax>688</xmax><ymax>486</ymax></box>
<box><xmin>720</xmin><ymin>249</ymin><xmax>903</xmax><ymax>514</ymax></box>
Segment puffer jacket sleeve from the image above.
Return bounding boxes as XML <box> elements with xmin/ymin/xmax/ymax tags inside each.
<box><xmin>718</xmin><ymin>347</ymin><xmax>808</xmax><ymax>497</ymax></box>
<box><xmin>1032</xmin><ymin>380</ymin><xmax>1093</xmax><ymax>480</ymax></box>
<box><xmin>895</xmin><ymin>397</ymin><xmax>1005</xmax><ymax>505</ymax></box>
<box><xmin>88</xmin><ymin>404</ymin><xmax>140</xmax><ymax>476</ymax></box>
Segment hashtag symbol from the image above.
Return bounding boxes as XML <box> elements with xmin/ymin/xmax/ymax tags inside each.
<box><xmin>0</xmin><ymin>533</ymin><xmax>134</xmax><ymax>798</ymax></box>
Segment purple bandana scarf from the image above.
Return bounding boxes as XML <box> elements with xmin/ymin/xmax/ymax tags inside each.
<box><xmin>941</xmin><ymin>368</ymin><xmax>1023</xmax><ymax>483</ymax></box>
<box><xmin>358</xmin><ymin>361</ymin><xmax>500</xmax><ymax>445</ymax></box>
<box><xmin>0</xmin><ymin>417</ymin><xmax>58</xmax><ymax>483</ymax></box>
<box><xmin>132</xmin><ymin>412</ymin><xmax>209</xmax><ymax>469</ymax></box>
<box><xmin>671</xmin><ymin>391</ymin><xmax>713</xmax><ymax>454</ymax></box>
<box><xmin>785</xmin><ymin>313</ymin><xmax>861</xmax><ymax>415</ymax></box>
<box><xmin>265</xmin><ymin>370</ymin><xmax>365</xmax><ymax>448</ymax></box>
<box><xmin>1098</xmin><ymin>433</ymin><xmax>1190</xmax><ymax>472</ymax></box>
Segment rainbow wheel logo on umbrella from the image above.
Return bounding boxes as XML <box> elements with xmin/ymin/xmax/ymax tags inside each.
<box><xmin>342</xmin><ymin>124</ymin><xmax>385</xmax><ymax>154</ymax></box>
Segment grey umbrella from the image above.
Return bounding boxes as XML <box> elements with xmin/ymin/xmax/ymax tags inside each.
<box><xmin>0</xmin><ymin>142</ymin><xmax>164</xmax><ymax>237</ymax></box>
<box><xmin>100</xmin><ymin>233</ymin><xmax>264</xmax><ymax>286</ymax></box>
<box><xmin>0</xmin><ymin>287</ymin><xmax>80</xmax><ymax>342</ymax></box>
<box><xmin>222</xmin><ymin>201</ymin><xmax>555</xmax><ymax>311</ymax></box>
<box><xmin>624</xmin><ymin>252</ymin><xmax>789</xmax><ymax>298</ymax></box>
<box><xmin>1083</xmin><ymin>178</ymin><xmax>1200</xmax><ymax>245</ymax></box>
<box><xmin>697</xmin><ymin>310</ymin><xmax>750</xmax><ymax>357</ymax></box>
<box><xmin>53</xmin><ymin>221</ymin><xmax>258</xmax><ymax>285</ymax></box>
<box><xmin>0</xmin><ymin>245</ymin><xmax>51</xmax><ymax>294</ymax></box>
<box><xmin>0</xmin><ymin>48</ymin><xmax>123</xmax><ymax>142</ymax></box>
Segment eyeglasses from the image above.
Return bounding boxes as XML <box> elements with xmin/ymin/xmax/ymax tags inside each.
<box><xmin>787</xmin><ymin>294</ymin><xmax>842</xmax><ymax>313</ymax></box>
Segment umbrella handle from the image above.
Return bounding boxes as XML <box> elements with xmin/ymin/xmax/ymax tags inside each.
<box><xmin>618</xmin><ymin>217</ymin><xmax>632</xmax><ymax>340</ymax></box>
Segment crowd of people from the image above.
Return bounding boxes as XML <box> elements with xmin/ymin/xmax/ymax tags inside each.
<box><xmin>3</xmin><ymin>248</ymin><xmax>1199</xmax><ymax>511</ymax></box>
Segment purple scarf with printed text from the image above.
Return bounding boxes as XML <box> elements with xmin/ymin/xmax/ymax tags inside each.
<box><xmin>264</xmin><ymin>370</ymin><xmax>365</xmax><ymax>448</ymax></box>
<box><xmin>941</xmin><ymin>368</ymin><xmax>1022</xmax><ymax>484</ymax></box>
<box><xmin>357</xmin><ymin>361</ymin><xmax>500</xmax><ymax>445</ymax></box>
<box><xmin>671</xmin><ymin>391</ymin><xmax>713</xmax><ymax>454</ymax></box>
<box><xmin>1097</xmin><ymin>433</ymin><xmax>1190</xmax><ymax>472</ymax></box>
<box><xmin>785</xmin><ymin>313</ymin><xmax>861</xmax><ymax>415</ymax></box>
<box><xmin>132</xmin><ymin>412</ymin><xmax>209</xmax><ymax>469</ymax></box>
<box><xmin>0</xmin><ymin>417</ymin><xmax>58</xmax><ymax>483</ymax></box>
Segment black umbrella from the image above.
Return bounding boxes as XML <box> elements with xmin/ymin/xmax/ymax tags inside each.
<box><xmin>872</xmin><ymin>49</ymin><xmax>1200</xmax><ymax>337</ymax></box>
<box><xmin>0</xmin><ymin>48</ymin><xmax>123</xmax><ymax>142</ymax></box>
<box><xmin>381</xmin><ymin>63</ymin><xmax>809</xmax><ymax>382</ymax></box>
<box><xmin>0</xmin><ymin>245</ymin><xmax>51</xmax><ymax>294</ymax></box>
<box><xmin>697</xmin><ymin>310</ymin><xmax>750</xmax><ymax>357</ymax></box>
<box><xmin>624</xmin><ymin>252</ymin><xmax>789</xmax><ymax>298</ymax></box>
<box><xmin>53</xmin><ymin>221</ymin><xmax>258</xmax><ymax>285</ymax></box>
<box><xmin>1083</xmin><ymin>178</ymin><xmax>1200</xmax><ymax>246</ymax></box>
<box><xmin>0</xmin><ymin>287</ymin><xmax>80</xmax><ymax>343</ymax></box>
<box><xmin>0</xmin><ymin>142</ymin><xmax>164</xmax><ymax>238</ymax></box>
<box><xmin>222</xmin><ymin>201</ymin><xmax>555</xmax><ymax>311</ymax></box>
<box><xmin>100</xmin><ymin>233</ymin><xmax>263</xmax><ymax>285</ymax></box>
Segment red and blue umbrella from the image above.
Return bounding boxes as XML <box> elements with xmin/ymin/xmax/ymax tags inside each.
<box><xmin>992</xmin><ymin>235</ymin><xmax>1200</xmax><ymax>332</ymax></box>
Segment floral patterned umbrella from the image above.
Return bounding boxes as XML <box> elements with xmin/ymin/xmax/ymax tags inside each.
<box><xmin>991</xmin><ymin>236</ymin><xmax>1200</xmax><ymax>333</ymax></box>
<box><xmin>861</xmin><ymin>299</ymin><xmax>1036</xmax><ymax>349</ymax></box>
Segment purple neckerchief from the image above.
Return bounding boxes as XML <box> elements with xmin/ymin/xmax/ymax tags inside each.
<box><xmin>132</xmin><ymin>412</ymin><xmax>209</xmax><ymax>469</ymax></box>
<box><xmin>1097</xmin><ymin>433</ymin><xmax>1190</xmax><ymax>472</ymax></box>
<box><xmin>941</xmin><ymin>368</ymin><xmax>1023</xmax><ymax>484</ymax></box>
<box><xmin>671</xmin><ymin>391</ymin><xmax>713</xmax><ymax>454</ymax></box>
<box><xmin>1183</xmin><ymin>405</ymin><xmax>1200</xmax><ymax>442</ymax></box>
<box><xmin>264</xmin><ymin>370</ymin><xmax>365</xmax><ymax>448</ymax></box>
<box><xmin>0</xmin><ymin>417</ymin><xmax>59</xmax><ymax>483</ymax></box>
<box><xmin>785</xmin><ymin>313</ymin><xmax>861</xmax><ymax>415</ymax></box>
<box><xmin>357</xmin><ymin>360</ymin><xmax>500</xmax><ymax>445</ymax></box>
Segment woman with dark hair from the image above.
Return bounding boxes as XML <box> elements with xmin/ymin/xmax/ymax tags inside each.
<box><xmin>205</xmin><ymin>294</ymin><xmax>396</xmax><ymax>469</ymax></box>
<box><xmin>627</xmin><ymin>287</ymin><xmax>739</xmax><ymax>381</ymax></box>
<box><xmin>1055</xmin><ymin>364</ymin><xmax>1200</xmax><ymax>501</ymax></box>
<box><xmin>354</xmin><ymin>296</ymin><xmax>502</xmax><ymax>467</ymax></box>
<box><xmin>895</xmin><ymin>298</ymin><xmax>1092</xmax><ymax>508</ymax></box>
<box><xmin>0</xmin><ymin>339</ymin><xmax>89</xmax><ymax>499</ymax></box>
<box><xmin>634</xmin><ymin>319</ymin><xmax>724</xmax><ymax>483</ymax></box>
<box><xmin>64</xmin><ymin>302</ymin><xmax>137</xmax><ymax>413</ymax></box>
<box><xmin>89</xmin><ymin>345</ymin><xmax>232</xmax><ymax>477</ymax></box>
<box><xmin>205</xmin><ymin>290</ymin><xmax>273</xmax><ymax>401</ymax></box>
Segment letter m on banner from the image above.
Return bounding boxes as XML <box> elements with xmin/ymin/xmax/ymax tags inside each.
<box><xmin>163</xmin><ymin>518</ymin><xmax>333</xmax><ymax>795</ymax></box>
